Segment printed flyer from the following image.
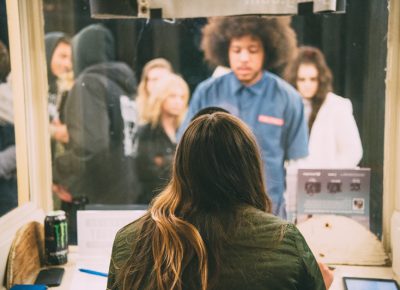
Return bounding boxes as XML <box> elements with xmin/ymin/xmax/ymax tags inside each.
<box><xmin>296</xmin><ymin>168</ymin><xmax>371</xmax><ymax>228</ymax></box>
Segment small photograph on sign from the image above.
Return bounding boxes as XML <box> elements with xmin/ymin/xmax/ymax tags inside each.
<box><xmin>305</xmin><ymin>180</ymin><xmax>321</xmax><ymax>195</ymax></box>
<box><xmin>352</xmin><ymin>198</ymin><xmax>365</xmax><ymax>212</ymax></box>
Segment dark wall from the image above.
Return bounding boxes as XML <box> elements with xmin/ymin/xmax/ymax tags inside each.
<box><xmin>359</xmin><ymin>1</ymin><xmax>387</xmax><ymax>238</ymax></box>
<box><xmin>43</xmin><ymin>0</ymin><xmax>210</xmax><ymax>91</ymax></box>
<box><xmin>291</xmin><ymin>0</ymin><xmax>388</xmax><ymax>237</ymax></box>
<box><xmin>0</xmin><ymin>0</ymin><xmax>9</xmax><ymax>48</ymax></box>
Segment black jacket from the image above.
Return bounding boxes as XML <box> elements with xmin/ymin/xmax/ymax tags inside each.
<box><xmin>136</xmin><ymin>124</ymin><xmax>176</xmax><ymax>203</ymax></box>
<box><xmin>53</xmin><ymin>24</ymin><xmax>139</xmax><ymax>204</ymax></box>
<box><xmin>0</xmin><ymin>124</ymin><xmax>17</xmax><ymax>215</ymax></box>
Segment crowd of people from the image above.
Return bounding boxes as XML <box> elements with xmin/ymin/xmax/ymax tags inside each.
<box><xmin>42</xmin><ymin>17</ymin><xmax>363</xmax><ymax>218</ymax></box>
<box><xmin>1</xmin><ymin>14</ymin><xmax>366</xmax><ymax>288</ymax></box>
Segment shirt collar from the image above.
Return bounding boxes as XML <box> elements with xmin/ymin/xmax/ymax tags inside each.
<box><xmin>229</xmin><ymin>71</ymin><xmax>267</xmax><ymax>95</ymax></box>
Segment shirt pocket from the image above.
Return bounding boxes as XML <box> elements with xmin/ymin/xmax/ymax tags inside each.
<box><xmin>254</xmin><ymin>122</ymin><xmax>283</xmax><ymax>156</ymax></box>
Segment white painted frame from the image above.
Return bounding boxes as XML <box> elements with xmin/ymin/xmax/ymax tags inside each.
<box><xmin>0</xmin><ymin>0</ymin><xmax>52</xmax><ymax>286</ymax></box>
<box><xmin>383</xmin><ymin>0</ymin><xmax>400</xmax><ymax>277</ymax></box>
<box><xmin>0</xmin><ymin>0</ymin><xmax>399</xmax><ymax>286</ymax></box>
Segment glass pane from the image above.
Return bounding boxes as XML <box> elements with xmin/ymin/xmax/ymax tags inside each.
<box><xmin>0</xmin><ymin>0</ymin><xmax>18</xmax><ymax>216</ymax></box>
<box><xmin>43</xmin><ymin>1</ymin><xmax>387</xmax><ymax>242</ymax></box>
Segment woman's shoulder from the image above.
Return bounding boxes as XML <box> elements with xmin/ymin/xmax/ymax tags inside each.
<box><xmin>325</xmin><ymin>92</ymin><xmax>352</xmax><ymax>109</ymax></box>
<box><xmin>108</xmin><ymin>217</ymin><xmax>147</xmax><ymax>290</ymax></box>
<box><xmin>112</xmin><ymin>218</ymin><xmax>145</xmax><ymax>260</ymax></box>
<box><xmin>116</xmin><ymin>217</ymin><xmax>144</xmax><ymax>239</ymax></box>
<box><xmin>241</xmin><ymin>205</ymin><xmax>297</xmax><ymax>225</ymax></box>
<box><xmin>236</xmin><ymin>206</ymin><xmax>300</xmax><ymax>243</ymax></box>
<box><xmin>239</xmin><ymin>206</ymin><xmax>287</xmax><ymax>225</ymax></box>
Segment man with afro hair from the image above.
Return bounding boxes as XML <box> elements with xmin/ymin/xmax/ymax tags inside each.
<box><xmin>178</xmin><ymin>16</ymin><xmax>308</xmax><ymax>218</ymax></box>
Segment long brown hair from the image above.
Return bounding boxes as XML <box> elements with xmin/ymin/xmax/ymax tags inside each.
<box><xmin>284</xmin><ymin>46</ymin><xmax>333</xmax><ymax>131</ymax></box>
<box><xmin>116</xmin><ymin>113</ymin><xmax>271</xmax><ymax>290</ymax></box>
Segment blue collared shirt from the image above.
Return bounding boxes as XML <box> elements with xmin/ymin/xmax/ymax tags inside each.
<box><xmin>178</xmin><ymin>71</ymin><xmax>308</xmax><ymax>217</ymax></box>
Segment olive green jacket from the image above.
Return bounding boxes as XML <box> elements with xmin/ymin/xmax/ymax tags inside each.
<box><xmin>107</xmin><ymin>206</ymin><xmax>325</xmax><ymax>290</ymax></box>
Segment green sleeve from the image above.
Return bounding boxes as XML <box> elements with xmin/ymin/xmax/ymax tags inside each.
<box><xmin>107</xmin><ymin>231</ymin><xmax>121</xmax><ymax>290</ymax></box>
<box><xmin>290</xmin><ymin>224</ymin><xmax>326</xmax><ymax>290</ymax></box>
<box><xmin>106</xmin><ymin>222</ymin><xmax>141</xmax><ymax>290</ymax></box>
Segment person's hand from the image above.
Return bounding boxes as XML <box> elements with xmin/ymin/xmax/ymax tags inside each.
<box><xmin>52</xmin><ymin>184</ymin><xmax>73</xmax><ymax>203</ymax></box>
<box><xmin>317</xmin><ymin>261</ymin><xmax>334</xmax><ymax>289</ymax></box>
<box><xmin>50</xmin><ymin>118</ymin><xmax>69</xmax><ymax>143</ymax></box>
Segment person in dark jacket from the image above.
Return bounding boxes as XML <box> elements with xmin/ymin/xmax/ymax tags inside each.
<box><xmin>0</xmin><ymin>124</ymin><xmax>17</xmax><ymax>216</ymax></box>
<box><xmin>0</xmin><ymin>40</ymin><xmax>17</xmax><ymax>216</ymax></box>
<box><xmin>53</xmin><ymin>24</ymin><xmax>139</xmax><ymax>205</ymax></box>
<box><xmin>136</xmin><ymin>73</ymin><xmax>189</xmax><ymax>203</ymax></box>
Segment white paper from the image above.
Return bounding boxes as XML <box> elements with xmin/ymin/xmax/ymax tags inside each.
<box><xmin>77</xmin><ymin>210</ymin><xmax>146</xmax><ymax>259</ymax></box>
<box><xmin>69</xmin><ymin>210</ymin><xmax>146</xmax><ymax>290</ymax></box>
<box><xmin>70</xmin><ymin>261</ymin><xmax>109</xmax><ymax>290</ymax></box>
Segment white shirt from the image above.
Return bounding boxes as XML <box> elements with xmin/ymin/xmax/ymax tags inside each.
<box><xmin>303</xmin><ymin>92</ymin><xmax>363</xmax><ymax>168</ymax></box>
<box><xmin>0</xmin><ymin>74</ymin><xmax>13</xmax><ymax>124</ymax></box>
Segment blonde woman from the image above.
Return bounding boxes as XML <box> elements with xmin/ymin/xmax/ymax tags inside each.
<box><xmin>137</xmin><ymin>58</ymin><xmax>173</xmax><ymax>124</ymax></box>
<box><xmin>136</xmin><ymin>73</ymin><xmax>189</xmax><ymax>203</ymax></box>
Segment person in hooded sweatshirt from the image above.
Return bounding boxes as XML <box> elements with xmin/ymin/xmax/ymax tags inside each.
<box><xmin>52</xmin><ymin>24</ymin><xmax>139</xmax><ymax>211</ymax></box>
<box><xmin>45</xmin><ymin>32</ymin><xmax>73</xmax><ymax>106</ymax></box>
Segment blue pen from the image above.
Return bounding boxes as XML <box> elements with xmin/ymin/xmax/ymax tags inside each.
<box><xmin>78</xmin><ymin>268</ymin><xmax>108</xmax><ymax>277</ymax></box>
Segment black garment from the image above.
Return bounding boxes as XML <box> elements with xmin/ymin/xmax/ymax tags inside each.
<box><xmin>53</xmin><ymin>24</ymin><xmax>139</xmax><ymax>205</ymax></box>
<box><xmin>61</xmin><ymin>197</ymin><xmax>88</xmax><ymax>245</ymax></box>
<box><xmin>136</xmin><ymin>124</ymin><xmax>176</xmax><ymax>203</ymax></box>
<box><xmin>0</xmin><ymin>124</ymin><xmax>17</xmax><ymax>216</ymax></box>
<box><xmin>53</xmin><ymin>61</ymin><xmax>138</xmax><ymax>204</ymax></box>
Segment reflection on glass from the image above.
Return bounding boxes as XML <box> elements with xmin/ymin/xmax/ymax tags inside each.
<box><xmin>52</xmin><ymin>24</ymin><xmax>138</xmax><ymax>205</ymax></box>
<box><xmin>136</xmin><ymin>73</ymin><xmax>189</xmax><ymax>203</ymax></box>
<box><xmin>43</xmin><ymin>0</ymin><xmax>387</xmax><ymax>238</ymax></box>
<box><xmin>283</xmin><ymin>46</ymin><xmax>363</xmax><ymax>168</ymax></box>
<box><xmin>0</xmin><ymin>33</ymin><xmax>18</xmax><ymax>216</ymax></box>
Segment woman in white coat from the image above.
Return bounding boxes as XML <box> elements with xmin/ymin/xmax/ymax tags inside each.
<box><xmin>284</xmin><ymin>46</ymin><xmax>363</xmax><ymax>168</ymax></box>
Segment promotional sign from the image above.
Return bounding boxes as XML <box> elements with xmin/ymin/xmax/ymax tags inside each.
<box><xmin>296</xmin><ymin>168</ymin><xmax>371</xmax><ymax>227</ymax></box>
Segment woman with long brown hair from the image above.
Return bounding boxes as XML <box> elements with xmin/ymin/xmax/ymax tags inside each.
<box><xmin>284</xmin><ymin>46</ymin><xmax>362</xmax><ymax>168</ymax></box>
<box><xmin>107</xmin><ymin>112</ymin><xmax>328</xmax><ymax>290</ymax></box>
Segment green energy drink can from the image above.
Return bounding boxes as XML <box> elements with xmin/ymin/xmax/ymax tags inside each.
<box><xmin>45</xmin><ymin>210</ymin><xmax>68</xmax><ymax>265</ymax></box>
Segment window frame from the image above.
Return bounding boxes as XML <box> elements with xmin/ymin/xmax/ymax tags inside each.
<box><xmin>0</xmin><ymin>0</ymin><xmax>399</xmax><ymax>282</ymax></box>
<box><xmin>383</xmin><ymin>0</ymin><xmax>400</xmax><ymax>253</ymax></box>
<box><xmin>5</xmin><ymin>0</ymin><xmax>53</xmax><ymax>213</ymax></box>
<box><xmin>0</xmin><ymin>0</ymin><xmax>52</xmax><ymax>284</ymax></box>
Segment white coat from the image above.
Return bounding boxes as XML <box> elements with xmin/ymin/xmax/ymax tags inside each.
<box><xmin>0</xmin><ymin>74</ymin><xmax>13</xmax><ymax>124</ymax></box>
<box><xmin>303</xmin><ymin>92</ymin><xmax>363</xmax><ymax>168</ymax></box>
